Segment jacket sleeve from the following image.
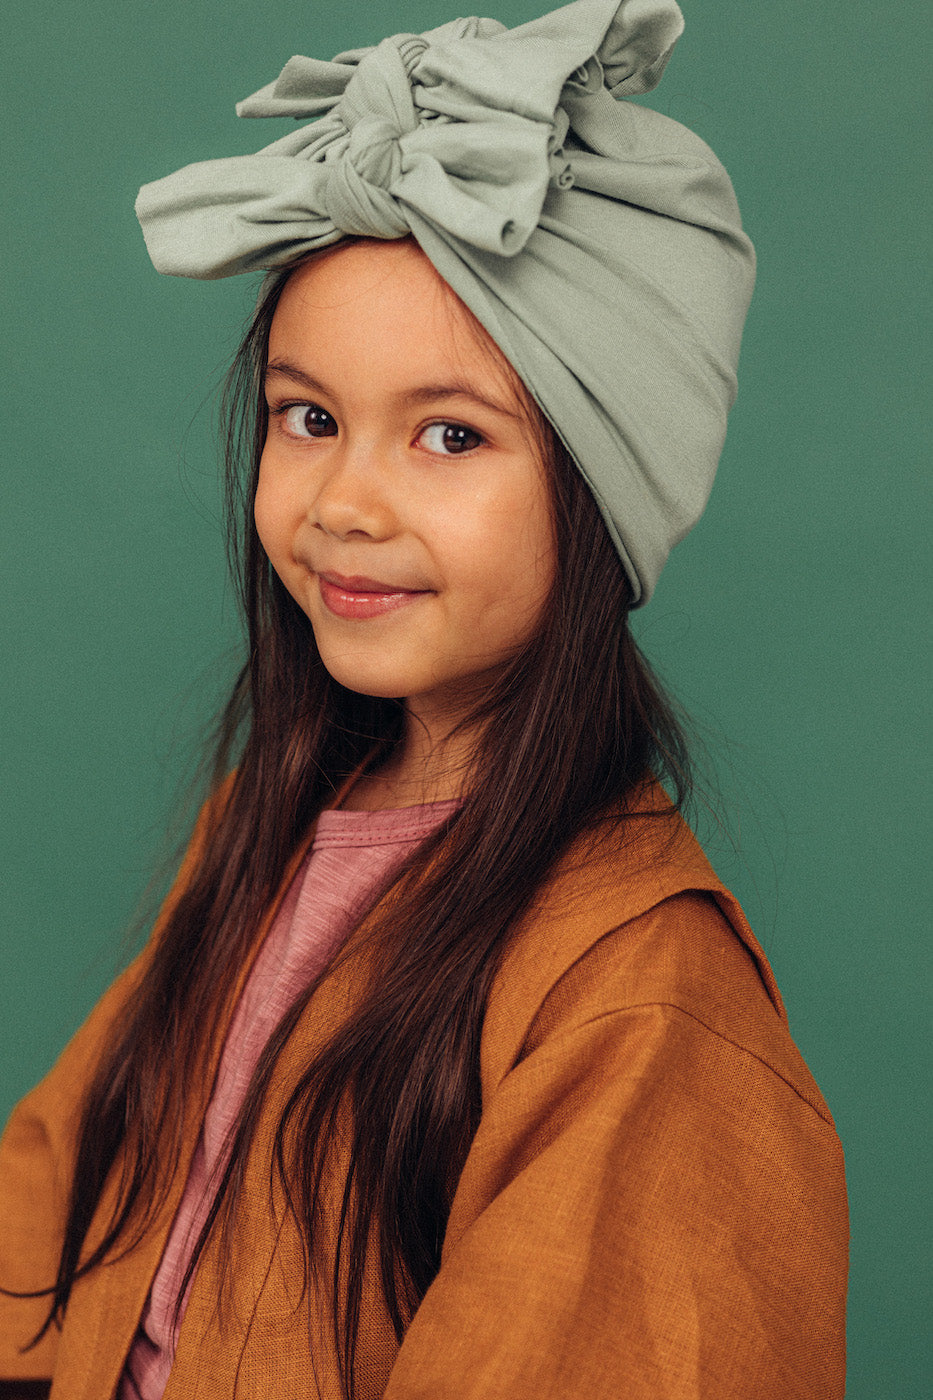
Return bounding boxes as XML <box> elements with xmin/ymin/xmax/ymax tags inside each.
<box><xmin>383</xmin><ymin>901</ymin><xmax>849</xmax><ymax>1400</ymax></box>
<box><xmin>0</xmin><ymin>790</ymin><xmax>223</xmax><ymax>1381</ymax></box>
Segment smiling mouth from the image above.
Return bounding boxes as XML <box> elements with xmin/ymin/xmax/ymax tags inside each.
<box><xmin>317</xmin><ymin>573</ymin><xmax>432</xmax><ymax>620</ymax></box>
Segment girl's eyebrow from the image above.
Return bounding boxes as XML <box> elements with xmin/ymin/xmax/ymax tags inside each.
<box><xmin>264</xmin><ymin>358</ymin><xmax>520</xmax><ymax>420</ymax></box>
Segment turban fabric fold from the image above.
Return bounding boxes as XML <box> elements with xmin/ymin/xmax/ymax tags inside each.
<box><xmin>136</xmin><ymin>0</ymin><xmax>756</xmax><ymax>603</ymax></box>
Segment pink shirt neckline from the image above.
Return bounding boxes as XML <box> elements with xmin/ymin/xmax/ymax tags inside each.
<box><xmin>313</xmin><ymin>798</ymin><xmax>462</xmax><ymax>845</ymax></box>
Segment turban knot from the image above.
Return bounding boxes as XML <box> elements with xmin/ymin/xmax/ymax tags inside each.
<box><xmin>321</xmin><ymin>37</ymin><xmax>422</xmax><ymax>239</ymax></box>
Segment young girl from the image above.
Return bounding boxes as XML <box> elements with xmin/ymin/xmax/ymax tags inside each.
<box><xmin>0</xmin><ymin>2</ymin><xmax>848</xmax><ymax>1397</ymax></box>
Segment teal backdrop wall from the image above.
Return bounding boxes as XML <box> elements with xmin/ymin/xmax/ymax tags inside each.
<box><xmin>2</xmin><ymin>2</ymin><xmax>928</xmax><ymax>1393</ymax></box>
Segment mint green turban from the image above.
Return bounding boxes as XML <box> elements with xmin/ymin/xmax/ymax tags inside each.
<box><xmin>136</xmin><ymin>0</ymin><xmax>755</xmax><ymax>604</ymax></box>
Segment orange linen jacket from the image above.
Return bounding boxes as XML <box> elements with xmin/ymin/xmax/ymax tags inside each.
<box><xmin>0</xmin><ymin>786</ymin><xmax>848</xmax><ymax>1399</ymax></box>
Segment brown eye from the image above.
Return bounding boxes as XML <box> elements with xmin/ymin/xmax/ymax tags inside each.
<box><xmin>421</xmin><ymin>422</ymin><xmax>485</xmax><ymax>455</ymax></box>
<box><xmin>283</xmin><ymin>404</ymin><xmax>337</xmax><ymax>437</ymax></box>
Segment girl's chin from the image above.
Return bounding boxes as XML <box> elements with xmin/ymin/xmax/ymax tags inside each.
<box><xmin>324</xmin><ymin>671</ymin><xmax>408</xmax><ymax>700</ymax></box>
<box><xmin>317</xmin><ymin>660</ymin><xmax>465</xmax><ymax>715</ymax></box>
<box><xmin>315</xmin><ymin>653</ymin><xmax>420</xmax><ymax>701</ymax></box>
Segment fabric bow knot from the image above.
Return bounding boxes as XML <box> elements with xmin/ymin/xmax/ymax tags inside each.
<box><xmin>135</xmin><ymin>0</ymin><xmax>683</xmax><ymax>276</ymax></box>
<box><xmin>308</xmin><ymin>31</ymin><xmax>576</xmax><ymax>249</ymax></box>
<box><xmin>315</xmin><ymin>35</ymin><xmax>428</xmax><ymax>242</ymax></box>
<box><xmin>295</xmin><ymin>29</ymin><xmax>571</xmax><ymax>251</ymax></box>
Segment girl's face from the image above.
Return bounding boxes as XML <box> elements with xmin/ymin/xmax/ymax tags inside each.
<box><xmin>255</xmin><ymin>238</ymin><xmax>556</xmax><ymax>734</ymax></box>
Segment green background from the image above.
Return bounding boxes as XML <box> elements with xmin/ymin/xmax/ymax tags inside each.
<box><xmin>2</xmin><ymin>1</ymin><xmax>929</xmax><ymax>1393</ymax></box>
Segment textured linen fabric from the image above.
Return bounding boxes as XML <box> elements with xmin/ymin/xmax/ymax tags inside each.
<box><xmin>120</xmin><ymin>800</ymin><xmax>459</xmax><ymax>1400</ymax></box>
<box><xmin>0</xmin><ymin>781</ymin><xmax>848</xmax><ymax>1398</ymax></box>
<box><xmin>135</xmin><ymin>0</ymin><xmax>757</xmax><ymax>604</ymax></box>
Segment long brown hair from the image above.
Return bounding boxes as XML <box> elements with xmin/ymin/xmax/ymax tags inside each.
<box><xmin>22</xmin><ymin>244</ymin><xmax>692</xmax><ymax>1395</ymax></box>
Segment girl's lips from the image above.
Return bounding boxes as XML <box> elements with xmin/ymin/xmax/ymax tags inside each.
<box><xmin>318</xmin><ymin>573</ymin><xmax>432</xmax><ymax>621</ymax></box>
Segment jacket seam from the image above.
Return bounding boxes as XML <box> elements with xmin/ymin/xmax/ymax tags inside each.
<box><xmin>530</xmin><ymin>1001</ymin><xmax>839</xmax><ymax>1132</ymax></box>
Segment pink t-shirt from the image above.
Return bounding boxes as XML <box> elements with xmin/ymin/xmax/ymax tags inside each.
<box><xmin>120</xmin><ymin>799</ymin><xmax>459</xmax><ymax>1400</ymax></box>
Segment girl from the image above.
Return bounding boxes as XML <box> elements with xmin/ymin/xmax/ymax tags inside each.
<box><xmin>0</xmin><ymin>2</ymin><xmax>848</xmax><ymax>1397</ymax></box>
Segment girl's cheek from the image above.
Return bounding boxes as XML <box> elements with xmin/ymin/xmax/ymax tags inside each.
<box><xmin>253</xmin><ymin>471</ymin><xmax>280</xmax><ymax>557</ymax></box>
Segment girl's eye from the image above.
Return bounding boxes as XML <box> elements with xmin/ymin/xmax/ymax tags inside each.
<box><xmin>419</xmin><ymin>422</ymin><xmax>485</xmax><ymax>455</ymax></box>
<box><xmin>281</xmin><ymin>404</ymin><xmax>337</xmax><ymax>438</ymax></box>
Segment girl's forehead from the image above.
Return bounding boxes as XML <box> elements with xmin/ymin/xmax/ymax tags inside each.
<box><xmin>278</xmin><ymin>237</ymin><xmax>455</xmax><ymax>317</ymax></box>
<box><xmin>271</xmin><ymin>238</ymin><xmax>527</xmax><ymax>404</ymax></box>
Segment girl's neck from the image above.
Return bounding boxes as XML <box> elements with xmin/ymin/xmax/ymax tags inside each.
<box><xmin>337</xmin><ymin>713</ymin><xmax>476</xmax><ymax>812</ymax></box>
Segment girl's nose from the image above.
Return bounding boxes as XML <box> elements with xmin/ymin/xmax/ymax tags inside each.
<box><xmin>310</xmin><ymin>446</ymin><xmax>398</xmax><ymax>543</ymax></box>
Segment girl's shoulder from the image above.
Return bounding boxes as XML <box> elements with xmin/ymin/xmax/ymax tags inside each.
<box><xmin>483</xmin><ymin>780</ymin><xmax>834</xmax><ymax>1127</ymax></box>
